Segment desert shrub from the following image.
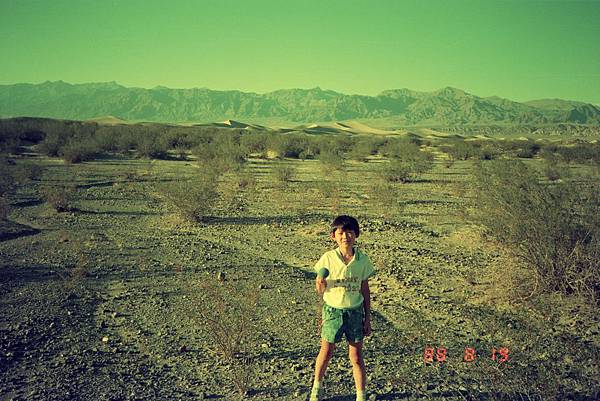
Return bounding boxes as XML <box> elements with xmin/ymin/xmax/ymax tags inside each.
<box><xmin>58</xmin><ymin>239</ymin><xmax>90</xmax><ymax>297</ymax></box>
<box><xmin>319</xmin><ymin>147</ymin><xmax>345</xmax><ymax>173</ymax></box>
<box><xmin>515</xmin><ymin>142</ymin><xmax>541</xmax><ymax>158</ymax></box>
<box><xmin>0</xmin><ymin>159</ymin><xmax>15</xmax><ymax>219</ymax></box>
<box><xmin>380</xmin><ymin>138</ymin><xmax>419</xmax><ymax>159</ymax></box>
<box><xmin>368</xmin><ymin>180</ymin><xmax>403</xmax><ymax>218</ymax></box>
<box><xmin>0</xmin><ymin>159</ymin><xmax>15</xmax><ymax>196</ymax></box>
<box><xmin>315</xmin><ymin>175</ymin><xmax>345</xmax><ymax>214</ymax></box>
<box><xmin>0</xmin><ymin>133</ymin><xmax>20</xmax><ymax>154</ymax></box>
<box><xmin>163</xmin><ymin>169</ymin><xmax>219</xmax><ymax>222</ymax></box>
<box><xmin>162</xmin><ymin>128</ymin><xmax>194</xmax><ymax>150</ymax></box>
<box><xmin>472</xmin><ymin>160</ymin><xmax>600</xmax><ymax>303</ymax></box>
<box><xmin>542</xmin><ymin>159</ymin><xmax>570</xmax><ymax>182</ymax></box>
<box><xmin>478</xmin><ymin>144</ymin><xmax>499</xmax><ymax>160</ymax></box>
<box><xmin>443</xmin><ymin>141</ymin><xmax>480</xmax><ymax>161</ymax></box>
<box><xmin>270</xmin><ymin>134</ymin><xmax>314</xmax><ymax>159</ymax></box>
<box><xmin>381</xmin><ymin>160</ymin><xmax>412</xmax><ymax>183</ymax></box>
<box><xmin>13</xmin><ymin>163</ymin><xmax>45</xmax><ymax>182</ymax></box>
<box><xmin>347</xmin><ymin>137</ymin><xmax>379</xmax><ymax>162</ymax></box>
<box><xmin>240</xmin><ymin>132</ymin><xmax>270</xmax><ymax>155</ymax></box>
<box><xmin>115</xmin><ymin>131</ymin><xmax>136</xmax><ymax>153</ymax></box>
<box><xmin>136</xmin><ymin>136</ymin><xmax>169</xmax><ymax>159</ymax></box>
<box><xmin>380</xmin><ymin>144</ymin><xmax>434</xmax><ymax>183</ymax></box>
<box><xmin>94</xmin><ymin>127</ymin><xmax>121</xmax><ymax>152</ymax></box>
<box><xmin>443</xmin><ymin>154</ymin><xmax>455</xmax><ymax>168</ymax></box>
<box><xmin>193</xmin><ymin>133</ymin><xmax>247</xmax><ymax>173</ymax></box>
<box><xmin>540</xmin><ymin>142</ymin><xmax>600</xmax><ymax>165</ymax></box>
<box><xmin>333</xmin><ymin>135</ymin><xmax>354</xmax><ymax>154</ymax></box>
<box><xmin>272</xmin><ymin>163</ymin><xmax>296</xmax><ymax>184</ymax></box>
<box><xmin>543</xmin><ymin>163</ymin><xmax>562</xmax><ymax>181</ymax></box>
<box><xmin>212</xmin><ymin>133</ymin><xmax>247</xmax><ymax>163</ymax></box>
<box><xmin>219</xmin><ymin>170</ymin><xmax>256</xmax><ymax>213</ymax></box>
<box><xmin>185</xmin><ymin>278</ymin><xmax>259</xmax><ymax>397</ymax></box>
<box><xmin>0</xmin><ymin>196</ymin><xmax>9</xmax><ymax>220</ymax></box>
<box><xmin>171</xmin><ymin>145</ymin><xmax>186</xmax><ymax>160</ymax></box>
<box><xmin>36</xmin><ymin>132</ymin><xmax>65</xmax><ymax>157</ymax></box>
<box><xmin>41</xmin><ymin>184</ymin><xmax>77</xmax><ymax>212</ymax></box>
<box><xmin>60</xmin><ymin>139</ymin><xmax>101</xmax><ymax>163</ymax></box>
<box><xmin>192</xmin><ymin>143</ymin><xmax>218</xmax><ymax>164</ymax></box>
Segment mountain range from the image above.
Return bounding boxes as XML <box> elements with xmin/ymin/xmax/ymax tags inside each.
<box><xmin>1</xmin><ymin>81</ymin><xmax>599</xmax><ymax>127</ymax></box>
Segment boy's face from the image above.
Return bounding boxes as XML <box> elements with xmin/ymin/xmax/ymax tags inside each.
<box><xmin>330</xmin><ymin>227</ymin><xmax>357</xmax><ymax>248</ymax></box>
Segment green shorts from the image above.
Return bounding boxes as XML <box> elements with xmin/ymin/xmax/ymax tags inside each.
<box><xmin>321</xmin><ymin>304</ymin><xmax>365</xmax><ymax>344</ymax></box>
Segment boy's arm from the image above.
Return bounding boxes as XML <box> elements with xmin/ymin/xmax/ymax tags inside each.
<box><xmin>361</xmin><ymin>279</ymin><xmax>372</xmax><ymax>336</ymax></box>
<box><xmin>316</xmin><ymin>276</ymin><xmax>327</xmax><ymax>295</ymax></box>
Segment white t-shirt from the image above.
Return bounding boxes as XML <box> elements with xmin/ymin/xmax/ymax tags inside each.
<box><xmin>314</xmin><ymin>247</ymin><xmax>375</xmax><ymax>309</ymax></box>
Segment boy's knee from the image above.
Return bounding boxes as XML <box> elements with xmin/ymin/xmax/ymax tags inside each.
<box><xmin>348</xmin><ymin>349</ymin><xmax>363</xmax><ymax>366</ymax></box>
<box><xmin>320</xmin><ymin>342</ymin><xmax>335</xmax><ymax>361</ymax></box>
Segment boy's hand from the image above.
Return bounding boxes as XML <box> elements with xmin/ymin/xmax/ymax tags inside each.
<box><xmin>363</xmin><ymin>317</ymin><xmax>372</xmax><ymax>337</ymax></box>
<box><xmin>316</xmin><ymin>277</ymin><xmax>327</xmax><ymax>295</ymax></box>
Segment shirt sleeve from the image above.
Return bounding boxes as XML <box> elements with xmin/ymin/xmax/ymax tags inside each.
<box><xmin>361</xmin><ymin>254</ymin><xmax>375</xmax><ymax>280</ymax></box>
<box><xmin>314</xmin><ymin>253</ymin><xmax>328</xmax><ymax>273</ymax></box>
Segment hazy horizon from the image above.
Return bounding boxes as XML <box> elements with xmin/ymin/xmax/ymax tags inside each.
<box><xmin>2</xmin><ymin>0</ymin><xmax>599</xmax><ymax>104</ymax></box>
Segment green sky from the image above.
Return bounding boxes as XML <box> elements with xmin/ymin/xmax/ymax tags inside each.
<box><xmin>1</xmin><ymin>0</ymin><xmax>599</xmax><ymax>103</ymax></box>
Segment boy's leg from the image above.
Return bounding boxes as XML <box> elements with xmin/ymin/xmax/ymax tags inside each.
<box><xmin>311</xmin><ymin>340</ymin><xmax>335</xmax><ymax>400</ymax></box>
<box><xmin>348</xmin><ymin>341</ymin><xmax>366</xmax><ymax>399</ymax></box>
<box><xmin>314</xmin><ymin>339</ymin><xmax>336</xmax><ymax>382</ymax></box>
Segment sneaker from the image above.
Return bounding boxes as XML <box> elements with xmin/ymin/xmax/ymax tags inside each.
<box><xmin>308</xmin><ymin>386</ymin><xmax>322</xmax><ymax>401</ymax></box>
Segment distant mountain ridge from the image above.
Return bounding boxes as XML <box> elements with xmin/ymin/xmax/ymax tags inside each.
<box><xmin>1</xmin><ymin>81</ymin><xmax>599</xmax><ymax>126</ymax></box>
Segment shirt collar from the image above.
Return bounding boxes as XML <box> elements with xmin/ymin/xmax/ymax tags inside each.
<box><xmin>335</xmin><ymin>246</ymin><xmax>360</xmax><ymax>261</ymax></box>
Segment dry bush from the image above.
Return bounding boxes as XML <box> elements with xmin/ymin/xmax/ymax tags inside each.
<box><xmin>57</xmin><ymin>236</ymin><xmax>90</xmax><ymax>296</ymax></box>
<box><xmin>13</xmin><ymin>163</ymin><xmax>45</xmax><ymax>182</ymax></box>
<box><xmin>41</xmin><ymin>184</ymin><xmax>77</xmax><ymax>212</ymax></box>
<box><xmin>272</xmin><ymin>163</ymin><xmax>296</xmax><ymax>184</ymax></box>
<box><xmin>0</xmin><ymin>196</ymin><xmax>10</xmax><ymax>220</ymax></box>
<box><xmin>319</xmin><ymin>148</ymin><xmax>345</xmax><ymax>174</ymax></box>
<box><xmin>185</xmin><ymin>278</ymin><xmax>260</xmax><ymax>397</ymax></box>
<box><xmin>0</xmin><ymin>159</ymin><xmax>14</xmax><ymax>219</ymax></box>
<box><xmin>219</xmin><ymin>170</ymin><xmax>256</xmax><ymax>213</ymax></box>
<box><xmin>368</xmin><ymin>180</ymin><xmax>404</xmax><ymax>219</ymax></box>
<box><xmin>315</xmin><ymin>173</ymin><xmax>345</xmax><ymax>215</ymax></box>
<box><xmin>472</xmin><ymin>160</ymin><xmax>600</xmax><ymax>304</ymax></box>
<box><xmin>163</xmin><ymin>169</ymin><xmax>219</xmax><ymax>222</ymax></box>
<box><xmin>542</xmin><ymin>159</ymin><xmax>570</xmax><ymax>182</ymax></box>
<box><xmin>60</xmin><ymin>140</ymin><xmax>100</xmax><ymax>164</ymax></box>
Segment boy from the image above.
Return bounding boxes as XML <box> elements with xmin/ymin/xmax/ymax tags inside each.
<box><xmin>310</xmin><ymin>215</ymin><xmax>375</xmax><ymax>401</ymax></box>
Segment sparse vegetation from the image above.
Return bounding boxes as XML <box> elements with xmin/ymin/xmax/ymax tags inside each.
<box><xmin>162</xmin><ymin>168</ymin><xmax>219</xmax><ymax>222</ymax></box>
<box><xmin>318</xmin><ymin>146</ymin><xmax>345</xmax><ymax>173</ymax></box>
<box><xmin>41</xmin><ymin>184</ymin><xmax>77</xmax><ymax>212</ymax></box>
<box><xmin>186</xmin><ymin>278</ymin><xmax>260</xmax><ymax>397</ymax></box>
<box><xmin>1</xmin><ymin>117</ymin><xmax>600</xmax><ymax>400</ymax></box>
<box><xmin>272</xmin><ymin>162</ymin><xmax>296</xmax><ymax>184</ymax></box>
<box><xmin>472</xmin><ymin>159</ymin><xmax>600</xmax><ymax>303</ymax></box>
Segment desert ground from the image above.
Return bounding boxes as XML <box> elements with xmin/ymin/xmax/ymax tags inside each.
<box><xmin>1</xmin><ymin>148</ymin><xmax>599</xmax><ymax>401</ymax></box>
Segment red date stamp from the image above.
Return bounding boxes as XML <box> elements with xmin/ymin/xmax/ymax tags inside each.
<box><xmin>423</xmin><ymin>346</ymin><xmax>510</xmax><ymax>364</ymax></box>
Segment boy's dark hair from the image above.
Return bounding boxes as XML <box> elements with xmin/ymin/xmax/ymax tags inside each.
<box><xmin>330</xmin><ymin>215</ymin><xmax>360</xmax><ymax>237</ymax></box>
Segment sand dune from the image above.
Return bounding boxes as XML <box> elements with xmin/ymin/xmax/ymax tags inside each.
<box><xmin>86</xmin><ymin>115</ymin><xmax>128</xmax><ymax>125</ymax></box>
